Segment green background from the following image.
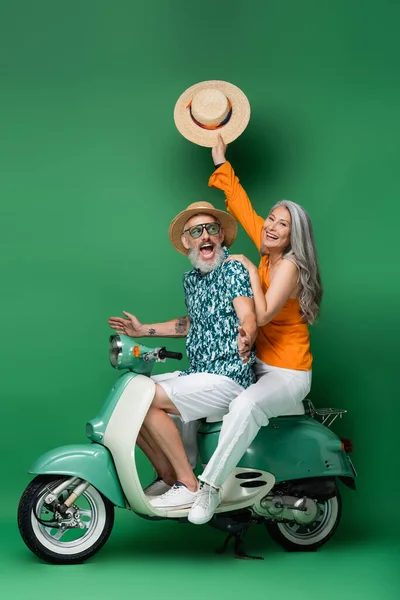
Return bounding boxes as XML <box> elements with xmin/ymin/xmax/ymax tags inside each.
<box><xmin>1</xmin><ymin>0</ymin><xmax>399</xmax><ymax>597</ymax></box>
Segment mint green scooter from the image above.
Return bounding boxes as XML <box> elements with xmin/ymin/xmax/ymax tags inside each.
<box><xmin>18</xmin><ymin>335</ymin><xmax>356</xmax><ymax>564</ymax></box>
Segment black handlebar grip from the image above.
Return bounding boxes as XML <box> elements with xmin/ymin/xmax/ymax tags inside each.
<box><xmin>159</xmin><ymin>347</ymin><xmax>183</xmax><ymax>361</ymax></box>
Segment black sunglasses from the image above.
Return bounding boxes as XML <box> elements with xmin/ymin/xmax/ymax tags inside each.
<box><xmin>184</xmin><ymin>222</ymin><xmax>222</xmax><ymax>239</ymax></box>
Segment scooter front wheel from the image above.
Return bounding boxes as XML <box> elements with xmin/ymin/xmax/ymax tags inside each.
<box><xmin>265</xmin><ymin>492</ymin><xmax>342</xmax><ymax>552</ymax></box>
<box><xmin>18</xmin><ymin>475</ymin><xmax>114</xmax><ymax>564</ymax></box>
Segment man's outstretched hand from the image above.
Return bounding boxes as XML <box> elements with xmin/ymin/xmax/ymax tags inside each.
<box><xmin>108</xmin><ymin>311</ymin><xmax>144</xmax><ymax>338</ymax></box>
<box><xmin>237</xmin><ymin>325</ymin><xmax>252</xmax><ymax>363</ymax></box>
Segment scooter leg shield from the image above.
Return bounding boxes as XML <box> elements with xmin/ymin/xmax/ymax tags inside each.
<box><xmin>103</xmin><ymin>375</ymin><xmax>157</xmax><ymax>515</ymax></box>
<box><xmin>28</xmin><ymin>443</ymin><xmax>126</xmax><ymax>507</ymax></box>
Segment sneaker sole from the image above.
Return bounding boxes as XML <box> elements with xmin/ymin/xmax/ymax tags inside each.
<box><xmin>187</xmin><ymin>513</ymin><xmax>214</xmax><ymax>525</ymax></box>
<box><xmin>151</xmin><ymin>502</ymin><xmax>195</xmax><ymax>510</ymax></box>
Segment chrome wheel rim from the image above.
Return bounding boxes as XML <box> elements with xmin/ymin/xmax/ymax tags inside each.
<box><xmin>31</xmin><ymin>478</ymin><xmax>107</xmax><ymax>555</ymax></box>
<box><xmin>276</xmin><ymin>497</ymin><xmax>339</xmax><ymax>545</ymax></box>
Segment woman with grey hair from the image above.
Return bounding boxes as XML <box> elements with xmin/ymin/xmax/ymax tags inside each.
<box><xmin>188</xmin><ymin>134</ymin><xmax>323</xmax><ymax>525</ymax></box>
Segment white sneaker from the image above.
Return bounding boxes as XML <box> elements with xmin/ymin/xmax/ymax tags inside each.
<box><xmin>188</xmin><ymin>483</ymin><xmax>221</xmax><ymax>525</ymax></box>
<box><xmin>150</xmin><ymin>482</ymin><xmax>198</xmax><ymax>509</ymax></box>
<box><xmin>143</xmin><ymin>478</ymin><xmax>171</xmax><ymax>498</ymax></box>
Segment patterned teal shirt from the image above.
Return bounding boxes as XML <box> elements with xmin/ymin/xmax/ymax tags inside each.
<box><xmin>181</xmin><ymin>248</ymin><xmax>255</xmax><ymax>388</ymax></box>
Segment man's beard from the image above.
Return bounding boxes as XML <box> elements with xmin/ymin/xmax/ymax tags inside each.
<box><xmin>188</xmin><ymin>245</ymin><xmax>225</xmax><ymax>274</ymax></box>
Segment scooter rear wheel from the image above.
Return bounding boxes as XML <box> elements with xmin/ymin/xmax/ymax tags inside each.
<box><xmin>265</xmin><ymin>492</ymin><xmax>342</xmax><ymax>552</ymax></box>
<box><xmin>18</xmin><ymin>475</ymin><xmax>114</xmax><ymax>564</ymax></box>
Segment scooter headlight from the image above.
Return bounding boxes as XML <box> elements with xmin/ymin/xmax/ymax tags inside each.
<box><xmin>108</xmin><ymin>334</ymin><xmax>157</xmax><ymax>374</ymax></box>
<box><xmin>109</xmin><ymin>335</ymin><xmax>122</xmax><ymax>368</ymax></box>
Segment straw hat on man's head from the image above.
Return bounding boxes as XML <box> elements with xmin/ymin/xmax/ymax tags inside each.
<box><xmin>169</xmin><ymin>201</ymin><xmax>237</xmax><ymax>255</ymax></box>
<box><xmin>174</xmin><ymin>80</ymin><xmax>250</xmax><ymax>148</ymax></box>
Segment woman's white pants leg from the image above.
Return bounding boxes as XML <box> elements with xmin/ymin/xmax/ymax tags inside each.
<box><xmin>199</xmin><ymin>359</ymin><xmax>312</xmax><ymax>489</ymax></box>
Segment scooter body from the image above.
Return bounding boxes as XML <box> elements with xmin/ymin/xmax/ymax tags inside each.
<box><xmin>199</xmin><ymin>414</ymin><xmax>355</xmax><ymax>482</ymax></box>
<box><xmin>18</xmin><ymin>335</ymin><xmax>356</xmax><ymax>563</ymax></box>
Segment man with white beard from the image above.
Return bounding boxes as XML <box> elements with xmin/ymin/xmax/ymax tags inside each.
<box><xmin>109</xmin><ymin>201</ymin><xmax>257</xmax><ymax>509</ymax></box>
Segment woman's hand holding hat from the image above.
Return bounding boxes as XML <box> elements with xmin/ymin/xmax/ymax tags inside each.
<box><xmin>212</xmin><ymin>134</ymin><xmax>228</xmax><ymax>166</ymax></box>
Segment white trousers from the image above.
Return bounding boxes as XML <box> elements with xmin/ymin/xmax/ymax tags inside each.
<box><xmin>199</xmin><ymin>359</ymin><xmax>312</xmax><ymax>488</ymax></box>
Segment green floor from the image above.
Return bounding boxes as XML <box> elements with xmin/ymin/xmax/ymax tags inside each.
<box><xmin>2</xmin><ymin>508</ymin><xmax>398</xmax><ymax>600</ymax></box>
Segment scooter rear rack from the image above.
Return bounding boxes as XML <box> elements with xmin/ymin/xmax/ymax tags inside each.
<box><xmin>304</xmin><ymin>399</ymin><xmax>347</xmax><ymax>428</ymax></box>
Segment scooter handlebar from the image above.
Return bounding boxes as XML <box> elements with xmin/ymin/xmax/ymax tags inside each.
<box><xmin>158</xmin><ymin>347</ymin><xmax>183</xmax><ymax>361</ymax></box>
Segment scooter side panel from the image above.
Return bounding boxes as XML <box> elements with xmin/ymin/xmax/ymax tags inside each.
<box><xmin>28</xmin><ymin>443</ymin><xmax>126</xmax><ymax>507</ymax></box>
<box><xmin>198</xmin><ymin>416</ymin><xmax>355</xmax><ymax>482</ymax></box>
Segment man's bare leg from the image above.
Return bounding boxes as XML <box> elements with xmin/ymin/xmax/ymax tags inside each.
<box><xmin>137</xmin><ymin>426</ymin><xmax>176</xmax><ymax>485</ymax></box>
<box><xmin>142</xmin><ymin>384</ymin><xmax>198</xmax><ymax>492</ymax></box>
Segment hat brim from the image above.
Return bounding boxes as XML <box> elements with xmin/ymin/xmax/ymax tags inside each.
<box><xmin>169</xmin><ymin>205</ymin><xmax>238</xmax><ymax>255</ymax></box>
<box><xmin>174</xmin><ymin>80</ymin><xmax>250</xmax><ymax>148</ymax></box>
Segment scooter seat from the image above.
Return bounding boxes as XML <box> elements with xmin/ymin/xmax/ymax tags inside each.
<box><xmin>205</xmin><ymin>400</ymin><xmax>306</xmax><ymax>423</ymax></box>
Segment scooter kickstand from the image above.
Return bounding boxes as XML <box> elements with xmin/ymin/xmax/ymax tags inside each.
<box><xmin>216</xmin><ymin>526</ymin><xmax>264</xmax><ymax>560</ymax></box>
<box><xmin>216</xmin><ymin>533</ymin><xmax>234</xmax><ymax>555</ymax></box>
<box><xmin>234</xmin><ymin>527</ymin><xmax>264</xmax><ymax>561</ymax></box>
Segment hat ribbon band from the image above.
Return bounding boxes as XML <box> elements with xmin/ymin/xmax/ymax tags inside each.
<box><xmin>186</xmin><ymin>99</ymin><xmax>232</xmax><ymax>130</ymax></box>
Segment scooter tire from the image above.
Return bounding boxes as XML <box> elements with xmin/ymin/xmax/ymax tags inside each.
<box><xmin>265</xmin><ymin>492</ymin><xmax>342</xmax><ymax>552</ymax></box>
<box><xmin>18</xmin><ymin>475</ymin><xmax>115</xmax><ymax>564</ymax></box>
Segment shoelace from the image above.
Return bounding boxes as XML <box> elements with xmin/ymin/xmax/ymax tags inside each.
<box><xmin>159</xmin><ymin>484</ymin><xmax>185</xmax><ymax>500</ymax></box>
<box><xmin>193</xmin><ymin>485</ymin><xmax>218</xmax><ymax>509</ymax></box>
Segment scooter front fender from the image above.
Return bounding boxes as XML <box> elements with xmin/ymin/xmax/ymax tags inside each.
<box><xmin>28</xmin><ymin>443</ymin><xmax>126</xmax><ymax>508</ymax></box>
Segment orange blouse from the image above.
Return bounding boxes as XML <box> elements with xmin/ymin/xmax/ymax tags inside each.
<box><xmin>209</xmin><ymin>161</ymin><xmax>312</xmax><ymax>371</ymax></box>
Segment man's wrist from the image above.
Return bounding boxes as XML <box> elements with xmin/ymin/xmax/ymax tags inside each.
<box><xmin>244</xmin><ymin>321</ymin><xmax>258</xmax><ymax>346</ymax></box>
<box><xmin>142</xmin><ymin>324</ymin><xmax>154</xmax><ymax>337</ymax></box>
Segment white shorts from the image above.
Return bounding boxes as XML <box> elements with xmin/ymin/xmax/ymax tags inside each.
<box><xmin>151</xmin><ymin>371</ymin><xmax>244</xmax><ymax>424</ymax></box>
